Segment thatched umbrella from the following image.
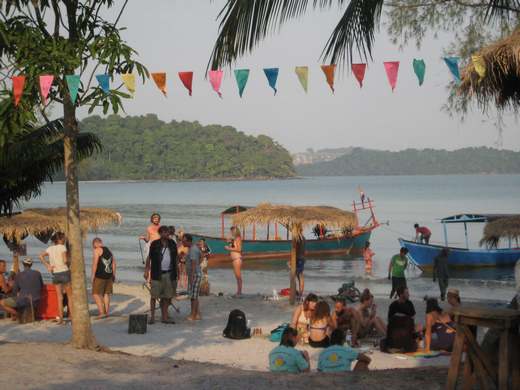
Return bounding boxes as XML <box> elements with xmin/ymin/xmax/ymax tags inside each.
<box><xmin>0</xmin><ymin>207</ymin><xmax>121</xmax><ymax>271</ymax></box>
<box><xmin>459</xmin><ymin>29</ymin><xmax>520</xmax><ymax>111</ymax></box>
<box><xmin>480</xmin><ymin>215</ymin><xmax>520</xmax><ymax>248</ymax></box>
<box><xmin>233</xmin><ymin>203</ymin><xmax>357</xmax><ymax>304</ymax></box>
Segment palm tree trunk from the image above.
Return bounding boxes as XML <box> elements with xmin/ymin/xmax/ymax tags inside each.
<box><xmin>63</xmin><ymin>100</ymin><xmax>96</xmax><ymax>349</ymax></box>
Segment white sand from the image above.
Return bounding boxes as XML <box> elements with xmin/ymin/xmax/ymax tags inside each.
<box><xmin>0</xmin><ymin>282</ymin><xmax>457</xmax><ymax>372</ymax></box>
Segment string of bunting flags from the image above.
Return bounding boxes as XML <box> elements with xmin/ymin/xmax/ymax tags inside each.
<box><xmin>9</xmin><ymin>56</ymin><xmax>482</xmax><ymax>106</ymax></box>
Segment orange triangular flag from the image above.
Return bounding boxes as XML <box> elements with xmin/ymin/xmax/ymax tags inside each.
<box><xmin>151</xmin><ymin>72</ymin><xmax>167</xmax><ymax>96</ymax></box>
<box><xmin>12</xmin><ymin>76</ymin><xmax>26</xmax><ymax>106</ymax></box>
<box><xmin>320</xmin><ymin>65</ymin><xmax>336</xmax><ymax>94</ymax></box>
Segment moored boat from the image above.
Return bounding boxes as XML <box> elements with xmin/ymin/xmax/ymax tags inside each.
<box><xmin>400</xmin><ymin>214</ymin><xmax>520</xmax><ymax>270</ymax></box>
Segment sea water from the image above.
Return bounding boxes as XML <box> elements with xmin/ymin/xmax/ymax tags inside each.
<box><xmin>2</xmin><ymin>175</ymin><xmax>519</xmax><ymax>300</ymax></box>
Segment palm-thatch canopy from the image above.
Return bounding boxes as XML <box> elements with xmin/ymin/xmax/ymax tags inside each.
<box><xmin>480</xmin><ymin>215</ymin><xmax>520</xmax><ymax>248</ymax></box>
<box><xmin>0</xmin><ymin>207</ymin><xmax>122</xmax><ymax>242</ymax></box>
<box><xmin>232</xmin><ymin>203</ymin><xmax>356</xmax><ymax>235</ymax></box>
<box><xmin>459</xmin><ymin>29</ymin><xmax>520</xmax><ymax>112</ymax></box>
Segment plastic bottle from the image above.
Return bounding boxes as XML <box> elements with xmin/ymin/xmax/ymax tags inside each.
<box><xmin>346</xmin><ymin>330</ymin><xmax>352</xmax><ymax>346</ymax></box>
<box><xmin>272</xmin><ymin>289</ymin><xmax>279</xmax><ymax>301</ymax></box>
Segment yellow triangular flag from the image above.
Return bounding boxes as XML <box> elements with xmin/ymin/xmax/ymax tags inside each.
<box><xmin>471</xmin><ymin>55</ymin><xmax>486</xmax><ymax>79</ymax></box>
<box><xmin>121</xmin><ymin>73</ymin><xmax>136</xmax><ymax>95</ymax></box>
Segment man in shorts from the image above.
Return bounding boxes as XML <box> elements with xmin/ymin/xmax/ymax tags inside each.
<box><xmin>0</xmin><ymin>258</ymin><xmax>43</xmax><ymax>320</ymax></box>
<box><xmin>144</xmin><ymin>226</ymin><xmax>178</xmax><ymax>324</ymax></box>
<box><xmin>388</xmin><ymin>247</ymin><xmax>409</xmax><ymax>299</ymax></box>
<box><xmin>91</xmin><ymin>237</ymin><xmax>116</xmax><ymax>318</ymax></box>
<box><xmin>184</xmin><ymin>235</ymin><xmax>202</xmax><ymax>321</ymax></box>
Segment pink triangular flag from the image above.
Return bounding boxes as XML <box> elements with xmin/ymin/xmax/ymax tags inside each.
<box><xmin>383</xmin><ymin>61</ymin><xmax>400</xmax><ymax>92</ymax></box>
<box><xmin>39</xmin><ymin>75</ymin><xmax>54</xmax><ymax>105</ymax></box>
<box><xmin>208</xmin><ymin>70</ymin><xmax>223</xmax><ymax>98</ymax></box>
<box><xmin>351</xmin><ymin>64</ymin><xmax>367</xmax><ymax>88</ymax></box>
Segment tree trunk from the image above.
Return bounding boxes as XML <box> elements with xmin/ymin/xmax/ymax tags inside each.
<box><xmin>63</xmin><ymin>99</ymin><xmax>96</xmax><ymax>349</ymax></box>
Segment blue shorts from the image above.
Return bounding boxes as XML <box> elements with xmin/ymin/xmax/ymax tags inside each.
<box><xmin>296</xmin><ymin>259</ymin><xmax>305</xmax><ymax>275</ymax></box>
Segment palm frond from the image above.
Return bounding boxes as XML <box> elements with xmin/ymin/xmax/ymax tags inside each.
<box><xmin>485</xmin><ymin>0</ymin><xmax>520</xmax><ymax>23</ymax></box>
<box><xmin>321</xmin><ymin>0</ymin><xmax>384</xmax><ymax>66</ymax></box>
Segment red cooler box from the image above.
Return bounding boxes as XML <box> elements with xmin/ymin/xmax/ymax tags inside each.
<box><xmin>39</xmin><ymin>284</ymin><xmax>59</xmax><ymax>320</ymax></box>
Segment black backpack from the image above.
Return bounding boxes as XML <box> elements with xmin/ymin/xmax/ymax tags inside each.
<box><xmin>223</xmin><ymin>309</ymin><xmax>251</xmax><ymax>340</ymax></box>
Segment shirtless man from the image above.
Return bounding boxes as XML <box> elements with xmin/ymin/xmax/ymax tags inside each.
<box><xmin>139</xmin><ymin>213</ymin><xmax>161</xmax><ymax>258</ymax></box>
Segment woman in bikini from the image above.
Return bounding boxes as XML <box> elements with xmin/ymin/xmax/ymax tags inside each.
<box><xmin>424</xmin><ymin>298</ymin><xmax>456</xmax><ymax>352</ymax></box>
<box><xmin>308</xmin><ymin>300</ymin><xmax>336</xmax><ymax>348</ymax></box>
<box><xmin>290</xmin><ymin>293</ymin><xmax>318</xmax><ymax>343</ymax></box>
<box><xmin>224</xmin><ymin>226</ymin><xmax>243</xmax><ymax>297</ymax></box>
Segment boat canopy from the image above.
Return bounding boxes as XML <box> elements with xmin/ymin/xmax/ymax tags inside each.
<box><xmin>440</xmin><ymin>214</ymin><xmax>520</xmax><ymax>224</ymax></box>
<box><xmin>220</xmin><ymin>205</ymin><xmax>250</xmax><ymax>215</ymax></box>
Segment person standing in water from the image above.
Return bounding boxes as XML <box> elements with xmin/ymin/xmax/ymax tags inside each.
<box><xmin>388</xmin><ymin>247</ymin><xmax>409</xmax><ymax>299</ymax></box>
<box><xmin>433</xmin><ymin>248</ymin><xmax>450</xmax><ymax>301</ymax></box>
<box><xmin>224</xmin><ymin>226</ymin><xmax>243</xmax><ymax>297</ymax></box>
<box><xmin>91</xmin><ymin>237</ymin><xmax>116</xmax><ymax>318</ymax></box>
<box><xmin>139</xmin><ymin>213</ymin><xmax>161</xmax><ymax>259</ymax></box>
<box><xmin>363</xmin><ymin>241</ymin><xmax>374</xmax><ymax>276</ymax></box>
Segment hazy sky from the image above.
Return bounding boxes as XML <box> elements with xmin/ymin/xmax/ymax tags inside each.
<box><xmin>79</xmin><ymin>0</ymin><xmax>519</xmax><ymax>153</ymax></box>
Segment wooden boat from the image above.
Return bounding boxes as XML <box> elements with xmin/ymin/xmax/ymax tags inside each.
<box><xmin>399</xmin><ymin>213</ymin><xmax>520</xmax><ymax>270</ymax></box>
<box><xmin>189</xmin><ymin>199</ymin><xmax>380</xmax><ymax>262</ymax></box>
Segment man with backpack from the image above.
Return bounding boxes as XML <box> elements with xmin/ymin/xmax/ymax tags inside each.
<box><xmin>269</xmin><ymin>327</ymin><xmax>310</xmax><ymax>373</ymax></box>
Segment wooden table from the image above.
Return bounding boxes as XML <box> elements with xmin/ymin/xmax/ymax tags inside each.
<box><xmin>447</xmin><ymin>306</ymin><xmax>520</xmax><ymax>390</ymax></box>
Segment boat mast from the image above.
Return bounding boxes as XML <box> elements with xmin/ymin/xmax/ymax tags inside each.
<box><xmin>464</xmin><ymin>222</ymin><xmax>469</xmax><ymax>249</ymax></box>
<box><xmin>443</xmin><ymin>222</ymin><xmax>449</xmax><ymax>247</ymax></box>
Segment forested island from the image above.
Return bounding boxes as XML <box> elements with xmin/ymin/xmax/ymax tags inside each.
<box><xmin>296</xmin><ymin>147</ymin><xmax>520</xmax><ymax>176</ymax></box>
<box><xmin>76</xmin><ymin>115</ymin><xmax>295</xmax><ymax>180</ymax></box>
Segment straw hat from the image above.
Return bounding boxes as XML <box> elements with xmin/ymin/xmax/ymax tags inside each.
<box><xmin>447</xmin><ymin>288</ymin><xmax>460</xmax><ymax>297</ymax></box>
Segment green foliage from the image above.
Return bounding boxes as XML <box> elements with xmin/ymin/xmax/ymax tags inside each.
<box><xmin>74</xmin><ymin>114</ymin><xmax>295</xmax><ymax>180</ymax></box>
<box><xmin>296</xmin><ymin>147</ymin><xmax>520</xmax><ymax>176</ymax></box>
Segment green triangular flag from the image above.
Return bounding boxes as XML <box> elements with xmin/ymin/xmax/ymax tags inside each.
<box><xmin>234</xmin><ymin>69</ymin><xmax>250</xmax><ymax>98</ymax></box>
<box><xmin>65</xmin><ymin>75</ymin><xmax>81</xmax><ymax>104</ymax></box>
<box><xmin>413</xmin><ymin>59</ymin><xmax>426</xmax><ymax>86</ymax></box>
<box><xmin>295</xmin><ymin>66</ymin><xmax>308</xmax><ymax>93</ymax></box>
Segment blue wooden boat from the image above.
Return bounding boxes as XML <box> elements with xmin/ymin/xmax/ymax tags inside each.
<box><xmin>400</xmin><ymin>213</ymin><xmax>520</xmax><ymax>270</ymax></box>
<box><xmin>189</xmin><ymin>200</ymin><xmax>379</xmax><ymax>262</ymax></box>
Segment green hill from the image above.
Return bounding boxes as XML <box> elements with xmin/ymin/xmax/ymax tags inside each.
<box><xmin>296</xmin><ymin>147</ymin><xmax>520</xmax><ymax>176</ymax></box>
<box><xmin>77</xmin><ymin>115</ymin><xmax>295</xmax><ymax>180</ymax></box>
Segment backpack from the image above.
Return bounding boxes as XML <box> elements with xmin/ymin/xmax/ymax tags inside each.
<box><xmin>269</xmin><ymin>323</ymin><xmax>289</xmax><ymax>342</ymax></box>
<box><xmin>223</xmin><ymin>309</ymin><xmax>251</xmax><ymax>340</ymax></box>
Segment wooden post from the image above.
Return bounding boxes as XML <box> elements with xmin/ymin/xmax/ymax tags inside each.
<box><xmin>274</xmin><ymin>224</ymin><xmax>279</xmax><ymax>240</ymax></box>
<box><xmin>253</xmin><ymin>223</ymin><xmax>256</xmax><ymax>241</ymax></box>
<box><xmin>267</xmin><ymin>224</ymin><xmax>270</xmax><ymax>240</ymax></box>
<box><xmin>12</xmin><ymin>252</ymin><xmax>20</xmax><ymax>273</ymax></box>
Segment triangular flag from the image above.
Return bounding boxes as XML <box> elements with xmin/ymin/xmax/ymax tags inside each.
<box><xmin>320</xmin><ymin>64</ymin><xmax>336</xmax><ymax>93</ymax></box>
<box><xmin>383</xmin><ymin>61</ymin><xmax>400</xmax><ymax>92</ymax></box>
<box><xmin>444</xmin><ymin>57</ymin><xmax>461</xmax><ymax>84</ymax></box>
<box><xmin>178</xmin><ymin>72</ymin><xmax>193</xmax><ymax>96</ymax></box>
<box><xmin>12</xmin><ymin>76</ymin><xmax>25</xmax><ymax>106</ymax></box>
<box><xmin>413</xmin><ymin>59</ymin><xmax>426</xmax><ymax>86</ymax></box>
<box><xmin>351</xmin><ymin>64</ymin><xmax>367</xmax><ymax>88</ymax></box>
<box><xmin>294</xmin><ymin>66</ymin><xmax>308</xmax><ymax>93</ymax></box>
<box><xmin>121</xmin><ymin>73</ymin><xmax>136</xmax><ymax>95</ymax></box>
<box><xmin>471</xmin><ymin>55</ymin><xmax>486</xmax><ymax>79</ymax></box>
<box><xmin>234</xmin><ymin>69</ymin><xmax>249</xmax><ymax>98</ymax></box>
<box><xmin>39</xmin><ymin>75</ymin><xmax>54</xmax><ymax>105</ymax></box>
<box><xmin>96</xmin><ymin>74</ymin><xmax>110</xmax><ymax>93</ymax></box>
<box><xmin>263</xmin><ymin>68</ymin><xmax>279</xmax><ymax>95</ymax></box>
<box><xmin>65</xmin><ymin>75</ymin><xmax>81</xmax><ymax>104</ymax></box>
<box><xmin>208</xmin><ymin>69</ymin><xmax>223</xmax><ymax>98</ymax></box>
<box><xmin>151</xmin><ymin>72</ymin><xmax>167</xmax><ymax>97</ymax></box>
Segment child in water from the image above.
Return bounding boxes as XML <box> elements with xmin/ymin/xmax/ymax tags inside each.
<box><xmin>363</xmin><ymin>241</ymin><xmax>374</xmax><ymax>276</ymax></box>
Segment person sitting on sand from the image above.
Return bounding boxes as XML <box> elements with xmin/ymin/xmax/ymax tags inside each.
<box><xmin>144</xmin><ymin>226</ymin><xmax>178</xmax><ymax>325</ymax></box>
<box><xmin>318</xmin><ymin>329</ymin><xmax>371</xmax><ymax>372</ymax></box>
<box><xmin>0</xmin><ymin>258</ymin><xmax>43</xmax><ymax>321</ymax></box>
<box><xmin>424</xmin><ymin>297</ymin><xmax>456</xmax><ymax>352</ymax></box>
<box><xmin>183</xmin><ymin>234</ymin><xmax>202</xmax><ymax>321</ymax></box>
<box><xmin>384</xmin><ymin>286</ymin><xmax>418</xmax><ymax>352</ymax></box>
<box><xmin>290</xmin><ymin>293</ymin><xmax>318</xmax><ymax>343</ymax></box>
<box><xmin>269</xmin><ymin>327</ymin><xmax>310</xmax><ymax>373</ymax></box>
<box><xmin>309</xmin><ymin>301</ymin><xmax>336</xmax><ymax>348</ymax></box>
<box><xmin>355</xmin><ymin>289</ymin><xmax>386</xmax><ymax>339</ymax></box>
<box><xmin>332</xmin><ymin>298</ymin><xmax>361</xmax><ymax>347</ymax></box>
<box><xmin>91</xmin><ymin>237</ymin><xmax>116</xmax><ymax>319</ymax></box>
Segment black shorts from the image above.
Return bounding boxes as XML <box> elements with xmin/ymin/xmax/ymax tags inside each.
<box><xmin>392</xmin><ymin>276</ymin><xmax>407</xmax><ymax>291</ymax></box>
<box><xmin>296</xmin><ymin>259</ymin><xmax>305</xmax><ymax>275</ymax></box>
<box><xmin>309</xmin><ymin>336</ymin><xmax>330</xmax><ymax>348</ymax></box>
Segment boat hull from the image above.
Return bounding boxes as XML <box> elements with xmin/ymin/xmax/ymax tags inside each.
<box><xmin>399</xmin><ymin>238</ymin><xmax>520</xmax><ymax>270</ymax></box>
<box><xmin>190</xmin><ymin>231</ymin><xmax>372</xmax><ymax>262</ymax></box>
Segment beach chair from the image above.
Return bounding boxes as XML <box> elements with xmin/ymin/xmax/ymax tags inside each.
<box><xmin>17</xmin><ymin>295</ymin><xmax>38</xmax><ymax>324</ymax></box>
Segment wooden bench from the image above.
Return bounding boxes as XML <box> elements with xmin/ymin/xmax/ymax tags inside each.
<box><xmin>447</xmin><ymin>305</ymin><xmax>520</xmax><ymax>390</ymax></box>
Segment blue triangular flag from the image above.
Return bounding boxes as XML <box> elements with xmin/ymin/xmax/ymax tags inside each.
<box><xmin>443</xmin><ymin>57</ymin><xmax>461</xmax><ymax>84</ymax></box>
<box><xmin>263</xmin><ymin>68</ymin><xmax>279</xmax><ymax>95</ymax></box>
<box><xmin>96</xmin><ymin>74</ymin><xmax>110</xmax><ymax>93</ymax></box>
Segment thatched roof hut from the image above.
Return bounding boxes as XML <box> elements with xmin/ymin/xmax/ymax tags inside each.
<box><xmin>459</xmin><ymin>29</ymin><xmax>520</xmax><ymax>111</ymax></box>
<box><xmin>480</xmin><ymin>215</ymin><xmax>520</xmax><ymax>248</ymax></box>
<box><xmin>232</xmin><ymin>203</ymin><xmax>356</xmax><ymax>304</ymax></box>
<box><xmin>0</xmin><ymin>207</ymin><xmax>122</xmax><ymax>242</ymax></box>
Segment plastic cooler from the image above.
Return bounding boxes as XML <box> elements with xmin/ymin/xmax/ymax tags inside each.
<box><xmin>39</xmin><ymin>284</ymin><xmax>59</xmax><ymax>320</ymax></box>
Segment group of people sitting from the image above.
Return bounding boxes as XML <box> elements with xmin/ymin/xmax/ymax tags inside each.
<box><xmin>270</xmin><ymin>286</ymin><xmax>462</xmax><ymax>373</ymax></box>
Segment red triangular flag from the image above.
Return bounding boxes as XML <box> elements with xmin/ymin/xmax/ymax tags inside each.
<box><xmin>384</xmin><ymin>61</ymin><xmax>400</xmax><ymax>92</ymax></box>
<box><xmin>12</xmin><ymin>76</ymin><xmax>26</xmax><ymax>106</ymax></box>
<box><xmin>178</xmin><ymin>72</ymin><xmax>193</xmax><ymax>96</ymax></box>
<box><xmin>352</xmin><ymin>64</ymin><xmax>367</xmax><ymax>88</ymax></box>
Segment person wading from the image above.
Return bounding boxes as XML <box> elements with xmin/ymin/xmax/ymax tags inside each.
<box><xmin>433</xmin><ymin>248</ymin><xmax>450</xmax><ymax>301</ymax></box>
<box><xmin>388</xmin><ymin>247</ymin><xmax>409</xmax><ymax>299</ymax></box>
<box><xmin>144</xmin><ymin>226</ymin><xmax>178</xmax><ymax>324</ymax></box>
